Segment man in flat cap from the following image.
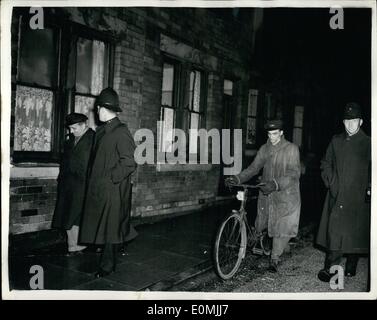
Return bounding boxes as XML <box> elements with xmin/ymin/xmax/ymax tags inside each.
<box><xmin>79</xmin><ymin>87</ymin><xmax>137</xmax><ymax>278</ymax></box>
<box><xmin>52</xmin><ymin>112</ymin><xmax>94</xmax><ymax>256</ymax></box>
<box><xmin>226</xmin><ymin>119</ymin><xmax>301</xmax><ymax>272</ymax></box>
<box><xmin>316</xmin><ymin>102</ymin><xmax>371</xmax><ymax>282</ymax></box>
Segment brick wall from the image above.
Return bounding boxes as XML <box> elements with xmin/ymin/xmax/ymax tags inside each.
<box><xmin>10</xmin><ymin>177</ymin><xmax>57</xmax><ymax>234</ymax></box>
<box><xmin>9</xmin><ymin>7</ymin><xmax>256</xmax><ymax>235</ymax></box>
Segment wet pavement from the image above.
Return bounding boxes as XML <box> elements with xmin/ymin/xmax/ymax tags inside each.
<box><xmin>9</xmin><ymin>199</ymin><xmax>369</xmax><ymax>293</ymax></box>
<box><xmin>8</xmin><ymin>202</ymin><xmax>233</xmax><ymax>291</ymax></box>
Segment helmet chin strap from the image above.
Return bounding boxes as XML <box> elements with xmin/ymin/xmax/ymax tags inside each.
<box><xmin>100</xmin><ymin>108</ymin><xmax>117</xmax><ymax>122</ymax></box>
<box><xmin>346</xmin><ymin>127</ymin><xmax>360</xmax><ymax>136</ymax></box>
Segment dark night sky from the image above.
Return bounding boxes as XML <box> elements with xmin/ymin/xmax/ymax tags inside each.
<box><xmin>261</xmin><ymin>8</ymin><xmax>371</xmax><ymax>135</ymax></box>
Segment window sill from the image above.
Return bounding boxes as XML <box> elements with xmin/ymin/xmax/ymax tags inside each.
<box><xmin>156</xmin><ymin>163</ymin><xmax>213</xmax><ymax>172</ymax></box>
<box><xmin>10</xmin><ymin>165</ymin><xmax>59</xmax><ymax>179</ymax></box>
<box><xmin>245</xmin><ymin>149</ymin><xmax>258</xmax><ymax>157</ymax></box>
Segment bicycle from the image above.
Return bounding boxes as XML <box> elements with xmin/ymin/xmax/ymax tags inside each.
<box><xmin>213</xmin><ymin>183</ymin><xmax>271</xmax><ymax>280</ymax></box>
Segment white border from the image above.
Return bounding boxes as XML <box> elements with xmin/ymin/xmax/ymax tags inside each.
<box><xmin>1</xmin><ymin>0</ymin><xmax>376</xmax><ymax>300</ymax></box>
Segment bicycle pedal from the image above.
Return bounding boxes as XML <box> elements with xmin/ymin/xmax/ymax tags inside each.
<box><xmin>252</xmin><ymin>247</ymin><xmax>264</xmax><ymax>255</ymax></box>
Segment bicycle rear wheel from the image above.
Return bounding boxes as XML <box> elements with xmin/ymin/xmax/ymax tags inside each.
<box><xmin>213</xmin><ymin>212</ymin><xmax>247</xmax><ymax>280</ymax></box>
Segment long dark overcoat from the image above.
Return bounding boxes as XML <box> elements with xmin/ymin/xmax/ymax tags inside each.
<box><xmin>236</xmin><ymin>137</ymin><xmax>301</xmax><ymax>237</ymax></box>
<box><xmin>79</xmin><ymin>118</ymin><xmax>136</xmax><ymax>245</ymax></box>
<box><xmin>52</xmin><ymin>128</ymin><xmax>95</xmax><ymax>229</ymax></box>
<box><xmin>316</xmin><ymin>129</ymin><xmax>371</xmax><ymax>254</ymax></box>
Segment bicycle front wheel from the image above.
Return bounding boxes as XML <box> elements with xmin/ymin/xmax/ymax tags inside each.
<box><xmin>213</xmin><ymin>212</ymin><xmax>247</xmax><ymax>280</ymax></box>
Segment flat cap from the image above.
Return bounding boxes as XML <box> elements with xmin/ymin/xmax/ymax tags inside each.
<box><xmin>264</xmin><ymin>119</ymin><xmax>283</xmax><ymax>131</ymax></box>
<box><xmin>65</xmin><ymin>112</ymin><xmax>88</xmax><ymax>126</ymax></box>
<box><xmin>343</xmin><ymin>102</ymin><xmax>362</xmax><ymax>120</ymax></box>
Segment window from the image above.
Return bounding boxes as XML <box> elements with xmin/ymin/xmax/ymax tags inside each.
<box><xmin>246</xmin><ymin>89</ymin><xmax>258</xmax><ymax>146</ymax></box>
<box><xmin>223</xmin><ymin>79</ymin><xmax>233</xmax><ymax>96</ymax></box>
<box><xmin>159</xmin><ymin>58</ymin><xmax>207</xmax><ymax>161</ymax></box>
<box><xmin>188</xmin><ymin>70</ymin><xmax>206</xmax><ymax>155</ymax></box>
<box><xmin>160</xmin><ymin>62</ymin><xmax>178</xmax><ymax>153</ymax></box>
<box><xmin>265</xmin><ymin>92</ymin><xmax>276</xmax><ymax>120</ymax></box>
<box><xmin>12</xmin><ymin>13</ymin><xmax>114</xmax><ymax>163</ymax></box>
<box><xmin>14</xmin><ymin>23</ymin><xmax>59</xmax><ymax>154</ymax></box>
<box><xmin>73</xmin><ymin>37</ymin><xmax>111</xmax><ymax>130</ymax></box>
<box><xmin>293</xmin><ymin>106</ymin><xmax>304</xmax><ymax>148</ymax></box>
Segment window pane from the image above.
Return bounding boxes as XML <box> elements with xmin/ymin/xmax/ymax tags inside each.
<box><xmin>248</xmin><ymin>89</ymin><xmax>258</xmax><ymax>117</ymax></box>
<box><xmin>224</xmin><ymin>80</ymin><xmax>233</xmax><ymax>96</ymax></box>
<box><xmin>293</xmin><ymin>128</ymin><xmax>303</xmax><ymax>147</ymax></box>
<box><xmin>189</xmin><ymin>71</ymin><xmax>201</xmax><ymax>112</ymax></box>
<box><xmin>189</xmin><ymin>113</ymin><xmax>200</xmax><ymax>153</ymax></box>
<box><xmin>18</xmin><ymin>27</ymin><xmax>58</xmax><ymax>87</ymax></box>
<box><xmin>14</xmin><ymin>85</ymin><xmax>53</xmax><ymax>151</ymax></box>
<box><xmin>265</xmin><ymin>93</ymin><xmax>275</xmax><ymax>119</ymax></box>
<box><xmin>294</xmin><ymin>106</ymin><xmax>304</xmax><ymax>127</ymax></box>
<box><xmin>161</xmin><ymin>63</ymin><xmax>174</xmax><ymax>107</ymax></box>
<box><xmin>74</xmin><ymin>95</ymin><xmax>96</xmax><ymax>130</ymax></box>
<box><xmin>247</xmin><ymin>117</ymin><xmax>257</xmax><ymax>145</ymax></box>
<box><xmin>76</xmin><ymin>38</ymin><xmax>105</xmax><ymax>95</ymax></box>
<box><xmin>160</xmin><ymin>107</ymin><xmax>175</xmax><ymax>152</ymax></box>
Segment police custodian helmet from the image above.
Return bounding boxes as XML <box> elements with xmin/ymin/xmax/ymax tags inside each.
<box><xmin>95</xmin><ymin>87</ymin><xmax>122</xmax><ymax>112</ymax></box>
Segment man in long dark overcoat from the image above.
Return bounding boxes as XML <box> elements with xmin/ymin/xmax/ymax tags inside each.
<box><xmin>226</xmin><ymin>120</ymin><xmax>301</xmax><ymax>272</ymax></box>
<box><xmin>52</xmin><ymin>113</ymin><xmax>94</xmax><ymax>255</ymax></box>
<box><xmin>79</xmin><ymin>87</ymin><xmax>137</xmax><ymax>278</ymax></box>
<box><xmin>316</xmin><ymin>102</ymin><xmax>371</xmax><ymax>282</ymax></box>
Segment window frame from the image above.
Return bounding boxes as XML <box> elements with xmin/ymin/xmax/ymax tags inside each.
<box><xmin>67</xmin><ymin>25</ymin><xmax>116</xmax><ymax>131</ymax></box>
<box><xmin>293</xmin><ymin>105</ymin><xmax>305</xmax><ymax>148</ymax></box>
<box><xmin>159</xmin><ymin>55</ymin><xmax>208</xmax><ymax>161</ymax></box>
<box><xmin>159</xmin><ymin>58</ymin><xmax>182</xmax><ymax>154</ymax></box>
<box><xmin>246</xmin><ymin>88</ymin><xmax>259</xmax><ymax>147</ymax></box>
<box><xmin>12</xmin><ymin>15</ymin><xmax>64</xmax><ymax>163</ymax></box>
<box><xmin>11</xmin><ymin>14</ymin><xmax>116</xmax><ymax>164</ymax></box>
<box><xmin>187</xmin><ymin>67</ymin><xmax>208</xmax><ymax>157</ymax></box>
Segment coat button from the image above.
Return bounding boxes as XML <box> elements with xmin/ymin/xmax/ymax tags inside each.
<box><xmin>340</xmin><ymin>205</ymin><xmax>343</xmax><ymax>209</ymax></box>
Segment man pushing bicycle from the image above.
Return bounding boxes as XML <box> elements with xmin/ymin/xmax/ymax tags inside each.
<box><xmin>226</xmin><ymin>119</ymin><xmax>301</xmax><ymax>272</ymax></box>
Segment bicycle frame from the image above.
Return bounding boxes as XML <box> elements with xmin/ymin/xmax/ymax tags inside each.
<box><xmin>232</xmin><ymin>184</ymin><xmax>260</xmax><ymax>258</ymax></box>
<box><xmin>213</xmin><ymin>183</ymin><xmax>270</xmax><ymax>280</ymax></box>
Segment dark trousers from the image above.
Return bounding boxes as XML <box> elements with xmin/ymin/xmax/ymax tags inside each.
<box><xmin>324</xmin><ymin>250</ymin><xmax>359</xmax><ymax>273</ymax></box>
<box><xmin>99</xmin><ymin>244</ymin><xmax>117</xmax><ymax>272</ymax></box>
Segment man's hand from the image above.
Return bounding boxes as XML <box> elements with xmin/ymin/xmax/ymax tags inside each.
<box><xmin>259</xmin><ymin>180</ymin><xmax>278</xmax><ymax>195</ymax></box>
<box><xmin>225</xmin><ymin>176</ymin><xmax>239</xmax><ymax>187</ymax></box>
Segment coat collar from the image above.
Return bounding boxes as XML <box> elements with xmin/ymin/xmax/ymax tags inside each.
<box><xmin>266</xmin><ymin>135</ymin><xmax>289</xmax><ymax>152</ymax></box>
<box><xmin>343</xmin><ymin>128</ymin><xmax>366</xmax><ymax>142</ymax></box>
<box><xmin>97</xmin><ymin>117</ymin><xmax>121</xmax><ymax>134</ymax></box>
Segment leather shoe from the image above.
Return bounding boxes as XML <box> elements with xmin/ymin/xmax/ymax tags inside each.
<box><xmin>345</xmin><ymin>269</ymin><xmax>356</xmax><ymax>277</ymax></box>
<box><xmin>268</xmin><ymin>259</ymin><xmax>279</xmax><ymax>273</ymax></box>
<box><xmin>65</xmin><ymin>250</ymin><xmax>84</xmax><ymax>257</ymax></box>
<box><xmin>345</xmin><ymin>257</ymin><xmax>358</xmax><ymax>277</ymax></box>
<box><xmin>94</xmin><ymin>269</ymin><xmax>114</xmax><ymax>278</ymax></box>
<box><xmin>317</xmin><ymin>268</ymin><xmax>332</xmax><ymax>282</ymax></box>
